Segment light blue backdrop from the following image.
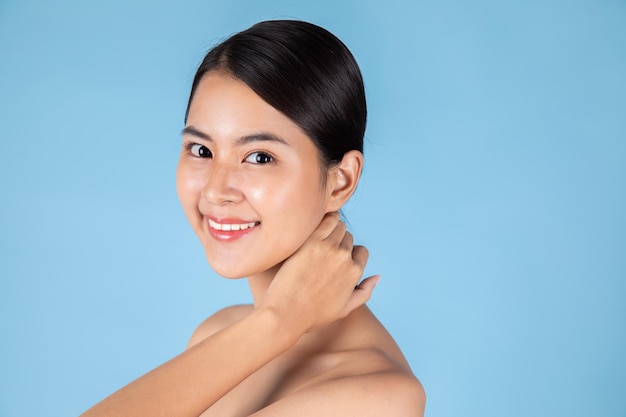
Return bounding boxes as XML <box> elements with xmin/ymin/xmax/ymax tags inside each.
<box><xmin>1</xmin><ymin>1</ymin><xmax>624</xmax><ymax>416</ymax></box>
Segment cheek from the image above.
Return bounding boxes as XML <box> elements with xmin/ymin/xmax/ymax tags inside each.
<box><xmin>176</xmin><ymin>162</ymin><xmax>204</xmax><ymax>214</ymax></box>
<box><xmin>246</xmin><ymin>178</ymin><xmax>267</xmax><ymax>201</ymax></box>
<box><xmin>262</xmin><ymin>170</ymin><xmax>327</xmax><ymax>224</ymax></box>
<box><xmin>241</xmin><ymin>169</ymin><xmax>291</xmax><ymax>204</ymax></box>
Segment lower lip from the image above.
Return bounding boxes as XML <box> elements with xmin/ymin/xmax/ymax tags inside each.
<box><xmin>206</xmin><ymin>220</ymin><xmax>258</xmax><ymax>242</ymax></box>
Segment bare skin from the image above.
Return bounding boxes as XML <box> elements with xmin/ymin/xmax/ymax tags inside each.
<box><xmin>190</xmin><ymin>303</ymin><xmax>424</xmax><ymax>416</ymax></box>
<box><xmin>179</xmin><ymin>72</ymin><xmax>425</xmax><ymax>416</ymax></box>
<box><xmin>81</xmin><ymin>214</ymin><xmax>386</xmax><ymax>417</ymax></box>
<box><xmin>81</xmin><ymin>71</ymin><xmax>425</xmax><ymax>416</ymax></box>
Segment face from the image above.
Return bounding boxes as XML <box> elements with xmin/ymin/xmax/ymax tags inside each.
<box><xmin>177</xmin><ymin>71</ymin><xmax>333</xmax><ymax>279</ymax></box>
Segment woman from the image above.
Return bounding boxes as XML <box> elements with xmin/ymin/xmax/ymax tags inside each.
<box><xmin>82</xmin><ymin>20</ymin><xmax>425</xmax><ymax>417</ymax></box>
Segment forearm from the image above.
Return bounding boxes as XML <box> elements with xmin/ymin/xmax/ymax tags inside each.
<box><xmin>81</xmin><ymin>308</ymin><xmax>299</xmax><ymax>417</ymax></box>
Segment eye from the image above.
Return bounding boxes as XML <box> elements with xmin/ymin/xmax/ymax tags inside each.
<box><xmin>244</xmin><ymin>151</ymin><xmax>274</xmax><ymax>164</ymax></box>
<box><xmin>189</xmin><ymin>143</ymin><xmax>212</xmax><ymax>158</ymax></box>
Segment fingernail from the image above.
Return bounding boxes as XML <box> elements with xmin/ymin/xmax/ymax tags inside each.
<box><xmin>372</xmin><ymin>275</ymin><xmax>381</xmax><ymax>287</ymax></box>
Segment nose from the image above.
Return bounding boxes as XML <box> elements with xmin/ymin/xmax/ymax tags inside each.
<box><xmin>201</xmin><ymin>160</ymin><xmax>243</xmax><ymax>206</ymax></box>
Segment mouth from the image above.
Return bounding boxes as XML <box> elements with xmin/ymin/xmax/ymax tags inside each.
<box><xmin>208</xmin><ymin>218</ymin><xmax>260</xmax><ymax>231</ymax></box>
<box><xmin>206</xmin><ymin>217</ymin><xmax>260</xmax><ymax>241</ymax></box>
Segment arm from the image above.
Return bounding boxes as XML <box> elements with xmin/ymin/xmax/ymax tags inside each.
<box><xmin>81</xmin><ymin>213</ymin><xmax>378</xmax><ymax>417</ymax></box>
<box><xmin>83</xmin><ymin>307</ymin><xmax>300</xmax><ymax>417</ymax></box>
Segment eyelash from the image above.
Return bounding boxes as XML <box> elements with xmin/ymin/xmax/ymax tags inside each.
<box><xmin>186</xmin><ymin>143</ymin><xmax>212</xmax><ymax>158</ymax></box>
<box><xmin>184</xmin><ymin>142</ymin><xmax>275</xmax><ymax>165</ymax></box>
<box><xmin>244</xmin><ymin>151</ymin><xmax>274</xmax><ymax>164</ymax></box>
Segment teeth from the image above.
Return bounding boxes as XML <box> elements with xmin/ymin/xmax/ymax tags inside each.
<box><xmin>208</xmin><ymin>218</ymin><xmax>257</xmax><ymax>231</ymax></box>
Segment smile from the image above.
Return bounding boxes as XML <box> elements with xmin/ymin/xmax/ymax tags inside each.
<box><xmin>208</xmin><ymin>218</ymin><xmax>259</xmax><ymax>231</ymax></box>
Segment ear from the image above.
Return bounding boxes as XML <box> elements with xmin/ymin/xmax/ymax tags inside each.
<box><xmin>325</xmin><ymin>150</ymin><xmax>363</xmax><ymax>212</ymax></box>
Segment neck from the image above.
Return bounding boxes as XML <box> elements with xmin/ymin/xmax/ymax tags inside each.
<box><xmin>247</xmin><ymin>264</ymin><xmax>282</xmax><ymax>307</ymax></box>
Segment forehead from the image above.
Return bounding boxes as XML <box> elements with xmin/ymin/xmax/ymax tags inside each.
<box><xmin>186</xmin><ymin>72</ymin><xmax>308</xmax><ymax>144</ymax></box>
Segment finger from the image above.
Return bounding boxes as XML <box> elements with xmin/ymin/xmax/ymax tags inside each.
<box><xmin>339</xmin><ymin>230</ymin><xmax>354</xmax><ymax>250</ymax></box>
<box><xmin>355</xmin><ymin>274</ymin><xmax>380</xmax><ymax>292</ymax></box>
<box><xmin>310</xmin><ymin>212</ymin><xmax>340</xmax><ymax>239</ymax></box>
<box><xmin>325</xmin><ymin>219</ymin><xmax>347</xmax><ymax>243</ymax></box>
<box><xmin>343</xmin><ymin>275</ymin><xmax>380</xmax><ymax>315</ymax></box>
<box><xmin>351</xmin><ymin>245</ymin><xmax>369</xmax><ymax>269</ymax></box>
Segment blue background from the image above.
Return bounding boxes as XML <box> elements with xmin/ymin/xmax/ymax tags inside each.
<box><xmin>1</xmin><ymin>1</ymin><xmax>625</xmax><ymax>416</ymax></box>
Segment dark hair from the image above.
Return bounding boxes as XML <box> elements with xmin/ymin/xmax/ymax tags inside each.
<box><xmin>185</xmin><ymin>20</ymin><xmax>366</xmax><ymax>169</ymax></box>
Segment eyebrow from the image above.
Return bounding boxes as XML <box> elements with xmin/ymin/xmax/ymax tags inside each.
<box><xmin>181</xmin><ymin>126</ymin><xmax>290</xmax><ymax>147</ymax></box>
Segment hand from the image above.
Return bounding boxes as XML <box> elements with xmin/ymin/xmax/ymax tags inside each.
<box><xmin>258</xmin><ymin>212</ymin><xmax>380</xmax><ymax>335</ymax></box>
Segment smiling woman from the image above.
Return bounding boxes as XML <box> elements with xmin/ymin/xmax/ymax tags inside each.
<box><xmin>179</xmin><ymin>72</ymin><xmax>336</xmax><ymax>280</ymax></box>
<box><xmin>81</xmin><ymin>20</ymin><xmax>424</xmax><ymax>417</ymax></box>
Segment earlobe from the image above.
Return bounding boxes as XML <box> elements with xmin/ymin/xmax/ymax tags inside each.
<box><xmin>326</xmin><ymin>150</ymin><xmax>363</xmax><ymax>212</ymax></box>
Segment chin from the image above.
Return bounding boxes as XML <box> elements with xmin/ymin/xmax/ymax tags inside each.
<box><xmin>206</xmin><ymin>254</ymin><xmax>283</xmax><ymax>280</ymax></box>
<box><xmin>207</xmin><ymin>261</ymin><xmax>249</xmax><ymax>279</ymax></box>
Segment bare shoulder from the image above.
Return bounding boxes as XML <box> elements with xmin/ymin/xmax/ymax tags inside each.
<box><xmin>187</xmin><ymin>304</ymin><xmax>253</xmax><ymax>349</ymax></box>
<box><xmin>252</xmin><ymin>349</ymin><xmax>426</xmax><ymax>417</ymax></box>
<box><xmin>330</xmin><ymin>367</ymin><xmax>425</xmax><ymax>417</ymax></box>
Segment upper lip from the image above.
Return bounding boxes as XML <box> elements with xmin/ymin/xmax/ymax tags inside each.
<box><xmin>206</xmin><ymin>215</ymin><xmax>259</xmax><ymax>224</ymax></box>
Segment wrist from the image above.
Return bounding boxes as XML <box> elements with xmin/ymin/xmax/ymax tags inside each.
<box><xmin>252</xmin><ymin>304</ymin><xmax>306</xmax><ymax>348</ymax></box>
